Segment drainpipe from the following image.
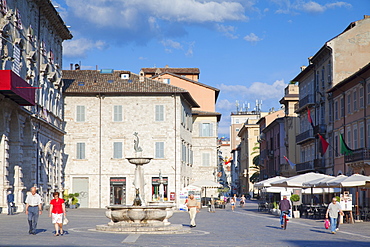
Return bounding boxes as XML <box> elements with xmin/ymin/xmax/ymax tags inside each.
<box><xmin>174</xmin><ymin>93</ymin><xmax>177</xmax><ymax>205</ymax></box>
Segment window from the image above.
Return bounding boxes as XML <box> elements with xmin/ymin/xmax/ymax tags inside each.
<box><xmin>202</xmin><ymin>153</ymin><xmax>210</xmax><ymax>166</ymax></box>
<box><xmin>367</xmin><ymin>123</ymin><xmax>370</xmax><ymax>149</ymax></box>
<box><xmin>236</xmin><ymin>128</ymin><xmax>240</xmax><ymax>132</ymax></box>
<box><xmin>114</xmin><ymin>105</ymin><xmax>122</xmax><ymax>122</ymax></box>
<box><xmin>199</xmin><ymin>123</ymin><xmax>213</xmax><ymax>137</ymax></box>
<box><xmin>360</xmin><ymin>123</ymin><xmax>364</xmax><ymax>148</ymax></box>
<box><xmin>316</xmin><ymin>71</ymin><xmax>320</xmax><ymax>90</ymax></box>
<box><xmin>155</xmin><ymin>142</ymin><xmax>164</xmax><ymax>158</ymax></box>
<box><xmin>347</xmin><ymin>129</ymin><xmax>352</xmax><ymax>149</ymax></box>
<box><xmin>353</xmin><ymin>125</ymin><xmax>358</xmax><ymax>150</ymax></box>
<box><xmin>334</xmin><ymin>100</ymin><xmax>338</xmax><ymax>120</ymax></box>
<box><xmin>321</xmin><ymin>66</ymin><xmax>325</xmax><ymax>88</ymax></box>
<box><xmin>340</xmin><ymin>98</ymin><xmax>344</xmax><ymax>118</ymax></box>
<box><xmin>367</xmin><ymin>83</ymin><xmax>370</xmax><ymax>105</ymax></box>
<box><xmin>347</xmin><ymin>94</ymin><xmax>351</xmax><ymax>114</ymax></box>
<box><xmin>76</xmin><ymin>105</ymin><xmax>85</xmax><ymax>122</ymax></box>
<box><xmin>113</xmin><ymin>142</ymin><xmax>123</xmax><ymax>159</ymax></box>
<box><xmin>353</xmin><ymin>90</ymin><xmax>357</xmax><ymax>111</ymax></box>
<box><xmin>235</xmin><ymin>119</ymin><xmax>239</xmax><ymax>124</ymax></box>
<box><xmin>155</xmin><ymin>105</ymin><xmax>164</xmax><ymax>121</ymax></box>
<box><xmin>163</xmin><ymin>78</ymin><xmax>170</xmax><ymax>84</ymax></box>
<box><xmin>327</xmin><ymin>61</ymin><xmax>332</xmax><ymax>83</ymax></box>
<box><xmin>76</xmin><ymin>143</ymin><xmax>85</xmax><ymax>159</ymax></box>
<box><xmin>360</xmin><ymin>87</ymin><xmax>364</xmax><ymax>108</ymax></box>
<box><xmin>334</xmin><ymin>134</ymin><xmax>339</xmax><ymax>157</ymax></box>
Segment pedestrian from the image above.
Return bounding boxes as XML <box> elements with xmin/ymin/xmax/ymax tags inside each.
<box><xmin>325</xmin><ymin>197</ymin><xmax>343</xmax><ymax>234</ymax></box>
<box><xmin>279</xmin><ymin>195</ymin><xmax>291</xmax><ymax>228</ymax></box>
<box><xmin>209</xmin><ymin>195</ymin><xmax>216</xmax><ymax>213</ymax></box>
<box><xmin>230</xmin><ymin>196</ymin><xmax>236</xmax><ymax>211</ymax></box>
<box><xmin>240</xmin><ymin>195</ymin><xmax>246</xmax><ymax>208</ymax></box>
<box><xmin>25</xmin><ymin>187</ymin><xmax>43</xmax><ymax>235</ymax></box>
<box><xmin>49</xmin><ymin>192</ymin><xmax>66</xmax><ymax>236</ymax></box>
<box><xmin>186</xmin><ymin>194</ymin><xmax>200</xmax><ymax>228</ymax></box>
<box><xmin>7</xmin><ymin>191</ymin><xmax>14</xmax><ymax>215</ymax></box>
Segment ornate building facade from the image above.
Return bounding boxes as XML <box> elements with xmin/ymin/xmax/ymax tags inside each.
<box><xmin>0</xmin><ymin>0</ymin><xmax>71</xmax><ymax>213</ymax></box>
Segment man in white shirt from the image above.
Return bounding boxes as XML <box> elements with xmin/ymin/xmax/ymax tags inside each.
<box><xmin>25</xmin><ymin>187</ymin><xmax>43</xmax><ymax>235</ymax></box>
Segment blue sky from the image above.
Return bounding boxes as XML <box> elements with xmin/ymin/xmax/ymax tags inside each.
<box><xmin>55</xmin><ymin>0</ymin><xmax>369</xmax><ymax>137</ymax></box>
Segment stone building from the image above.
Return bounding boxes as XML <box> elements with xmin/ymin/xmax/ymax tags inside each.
<box><xmin>0</xmin><ymin>0</ymin><xmax>71</xmax><ymax>213</ymax></box>
<box><xmin>328</xmin><ymin>63</ymin><xmax>370</xmax><ymax>207</ymax></box>
<box><xmin>294</xmin><ymin>16</ymin><xmax>370</xmax><ymax>176</ymax></box>
<box><xmin>62</xmin><ymin>69</ymin><xmax>199</xmax><ymax>208</ymax></box>
<box><xmin>141</xmin><ymin>67</ymin><xmax>221</xmax><ymax>186</ymax></box>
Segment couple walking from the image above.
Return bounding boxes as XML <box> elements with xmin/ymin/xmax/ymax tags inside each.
<box><xmin>25</xmin><ymin>187</ymin><xmax>67</xmax><ymax>236</ymax></box>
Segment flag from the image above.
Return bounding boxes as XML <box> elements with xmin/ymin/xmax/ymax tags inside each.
<box><xmin>340</xmin><ymin>133</ymin><xmax>353</xmax><ymax>155</ymax></box>
<box><xmin>318</xmin><ymin>134</ymin><xmax>329</xmax><ymax>156</ymax></box>
<box><xmin>307</xmin><ymin>107</ymin><xmax>314</xmax><ymax>129</ymax></box>
<box><xmin>283</xmin><ymin>156</ymin><xmax>296</xmax><ymax>169</ymax></box>
<box><xmin>225</xmin><ymin>157</ymin><xmax>232</xmax><ymax>165</ymax></box>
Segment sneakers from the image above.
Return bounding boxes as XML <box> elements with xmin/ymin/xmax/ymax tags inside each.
<box><xmin>336</xmin><ymin>228</ymin><xmax>339</xmax><ymax>231</ymax></box>
<box><xmin>331</xmin><ymin>231</ymin><xmax>336</xmax><ymax>234</ymax></box>
<box><xmin>281</xmin><ymin>225</ymin><xmax>284</xmax><ymax>228</ymax></box>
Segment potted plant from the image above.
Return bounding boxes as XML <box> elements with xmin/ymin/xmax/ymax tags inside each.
<box><xmin>67</xmin><ymin>193</ymin><xmax>80</xmax><ymax>209</ymax></box>
<box><xmin>290</xmin><ymin>194</ymin><xmax>300</xmax><ymax>218</ymax></box>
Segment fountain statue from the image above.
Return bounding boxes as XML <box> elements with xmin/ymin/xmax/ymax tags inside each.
<box><xmin>96</xmin><ymin>133</ymin><xmax>183</xmax><ymax>233</ymax></box>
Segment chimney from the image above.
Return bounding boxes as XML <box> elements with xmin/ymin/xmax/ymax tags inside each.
<box><xmin>70</xmin><ymin>63</ymin><xmax>73</xmax><ymax>70</ymax></box>
<box><xmin>364</xmin><ymin>15</ymin><xmax>370</xmax><ymax>19</ymax></box>
<box><xmin>300</xmin><ymin>66</ymin><xmax>307</xmax><ymax>71</ymax></box>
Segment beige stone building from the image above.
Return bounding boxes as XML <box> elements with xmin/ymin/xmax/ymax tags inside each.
<box><xmin>62</xmin><ymin>69</ymin><xmax>199</xmax><ymax>208</ymax></box>
<box><xmin>141</xmin><ymin>67</ymin><xmax>221</xmax><ymax>187</ymax></box>
<box><xmin>279</xmin><ymin>84</ymin><xmax>299</xmax><ymax>177</ymax></box>
<box><xmin>294</xmin><ymin>16</ymin><xmax>370</xmax><ymax>175</ymax></box>
<box><xmin>0</xmin><ymin>0</ymin><xmax>71</xmax><ymax>213</ymax></box>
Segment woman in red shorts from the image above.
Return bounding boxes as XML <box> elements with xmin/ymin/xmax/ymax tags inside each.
<box><xmin>49</xmin><ymin>192</ymin><xmax>66</xmax><ymax>236</ymax></box>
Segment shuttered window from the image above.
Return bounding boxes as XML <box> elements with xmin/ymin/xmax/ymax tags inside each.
<box><xmin>199</xmin><ymin>123</ymin><xmax>213</xmax><ymax>137</ymax></box>
<box><xmin>114</xmin><ymin>105</ymin><xmax>122</xmax><ymax>122</ymax></box>
<box><xmin>77</xmin><ymin>143</ymin><xmax>85</xmax><ymax>159</ymax></box>
<box><xmin>155</xmin><ymin>142</ymin><xmax>164</xmax><ymax>158</ymax></box>
<box><xmin>113</xmin><ymin>142</ymin><xmax>122</xmax><ymax>159</ymax></box>
<box><xmin>76</xmin><ymin>105</ymin><xmax>85</xmax><ymax>122</ymax></box>
<box><xmin>202</xmin><ymin>153</ymin><xmax>210</xmax><ymax>166</ymax></box>
<box><xmin>155</xmin><ymin>105</ymin><xmax>164</xmax><ymax>121</ymax></box>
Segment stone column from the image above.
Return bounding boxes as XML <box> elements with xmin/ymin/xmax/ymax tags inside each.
<box><xmin>13</xmin><ymin>165</ymin><xmax>26</xmax><ymax>212</ymax></box>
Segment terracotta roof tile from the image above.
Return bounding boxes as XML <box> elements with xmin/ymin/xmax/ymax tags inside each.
<box><xmin>141</xmin><ymin>67</ymin><xmax>200</xmax><ymax>75</ymax></box>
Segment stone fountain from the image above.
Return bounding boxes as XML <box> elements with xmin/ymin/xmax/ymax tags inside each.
<box><xmin>96</xmin><ymin>133</ymin><xmax>183</xmax><ymax>233</ymax></box>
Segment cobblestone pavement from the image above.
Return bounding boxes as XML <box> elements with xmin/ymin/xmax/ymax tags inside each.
<box><xmin>1</xmin><ymin>200</ymin><xmax>370</xmax><ymax>247</ymax></box>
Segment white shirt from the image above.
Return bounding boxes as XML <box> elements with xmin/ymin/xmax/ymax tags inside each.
<box><xmin>25</xmin><ymin>193</ymin><xmax>42</xmax><ymax>206</ymax></box>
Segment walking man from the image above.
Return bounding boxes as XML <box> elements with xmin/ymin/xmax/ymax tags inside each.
<box><xmin>325</xmin><ymin>197</ymin><xmax>343</xmax><ymax>234</ymax></box>
<box><xmin>186</xmin><ymin>194</ymin><xmax>200</xmax><ymax>228</ymax></box>
<box><xmin>279</xmin><ymin>195</ymin><xmax>291</xmax><ymax>228</ymax></box>
<box><xmin>25</xmin><ymin>187</ymin><xmax>43</xmax><ymax>235</ymax></box>
<box><xmin>209</xmin><ymin>195</ymin><xmax>216</xmax><ymax>213</ymax></box>
<box><xmin>7</xmin><ymin>191</ymin><xmax>14</xmax><ymax>215</ymax></box>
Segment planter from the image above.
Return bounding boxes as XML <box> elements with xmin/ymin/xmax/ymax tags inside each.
<box><xmin>293</xmin><ymin>210</ymin><xmax>300</xmax><ymax>218</ymax></box>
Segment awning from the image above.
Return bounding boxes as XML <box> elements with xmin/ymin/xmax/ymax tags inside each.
<box><xmin>0</xmin><ymin>70</ymin><xmax>36</xmax><ymax>105</ymax></box>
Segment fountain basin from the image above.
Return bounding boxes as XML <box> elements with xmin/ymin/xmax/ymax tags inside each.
<box><xmin>126</xmin><ymin>157</ymin><xmax>152</xmax><ymax>165</ymax></box>
<box><xmin>96</xmin><ymin>205</ymin><xmax>179</xmax><ymax>232</ymax></box>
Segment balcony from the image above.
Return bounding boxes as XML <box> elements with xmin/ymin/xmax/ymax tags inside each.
<box><xmin>296</xmin><ymin>129</ymin><xmax>314</xmax><ymax>144</ymax></box>
<box><xmin>344</xmin><ymin>149</ymin><xmax>370</xmax><ymax>167</ymax></box>
<box><xmin>314</xmin><ymin>124</ymin><xmax>326</xmax><ymax>135</ymax></box>
<box><xmin>296</xmin><ymin>161</ymin><xmax>314</xmax><ymax>173</ymax></box>
<box><xmin>296</xmin><ymin>94</ymin><xmax>314</xmax><ymax>112</ymax></box>
<box><xmin>0</xmin><ymin>70</ymin><xmax>36</xmax><ymax>105</ymax></box>
<box><xmin>314</xmin><ymin>158</ymin><xmax>325</xmax><ymax>169</ymax></box>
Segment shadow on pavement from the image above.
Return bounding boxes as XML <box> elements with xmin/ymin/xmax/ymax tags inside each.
<box><xmin>284</xmin><ymin>240</ymin><xmax>370</xmax><ymax>247</ymax></box>
<box><xmin>265</xmin><ymin>225</ymin><xmax>283</xmax><ymax>230</ymax></box>
<box><xmin>309</xmin><ymin>229</ymin><xmax>332</xmax><ymax>234</ymax></box>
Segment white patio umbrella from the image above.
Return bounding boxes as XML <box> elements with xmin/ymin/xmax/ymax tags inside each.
<box><xmin>270</xmin><ymin>172</ymin><xmax>331</xmax><ymax>188</ymax></box>
<box><xmin>327</xmin><ymin>174</ymin><xmax>370</xmax><ymax>219</ymax></box>
<box><xmin>190</xmin><ymin>180</ymin><xmax>222</xmax><ymax>206</ymax></box>
<box><xmin>254</xmin><ymin>176</ymin><xmax>287</xmax><ymax>188</ymax></box>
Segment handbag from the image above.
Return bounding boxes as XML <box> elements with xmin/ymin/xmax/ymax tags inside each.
<box><xmin>63</xmin><ymin>217</ymin><xmax>69</xmax><ymax>225</ymax></box>
<box><xmin>324</xmin><ymin>219</ymin><xmax>330</xmax><ymax>229</ymax></box>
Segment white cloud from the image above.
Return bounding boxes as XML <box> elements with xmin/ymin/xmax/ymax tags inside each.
<box><xmin>218</xmin><ymin>79</ymin><xmax>286</xmax><ymax>100</ymax></box>
<box><xmin>216</xmin><ymin>99</ymin><xmax>235</xmax><ymax>111</ymax></box>
<box><xmin>243</xmin><ymin>33</ymin><xmax>263</xmax><ymax>43</ymax></box>
<box><xmin>272</xmin><ymin>0</ymin><xmax>352</xmax><ymax>15</ymax></box>
<box><xmin>65</xmin><ymin>0</ymin><xmax>248</xmax><ymax>28</ymax></box>
<box><xmin>63</xmin><ymin>38</ymin><xmax>106</xmax><ymax>57</ymax></box>
<box><xmin>215</xmin><ymin>24</ymin><xmax>238</xmax><ymax>39</ymax></box>
<box><xmin>161</xmin><ymin>39</ymin><xmax>183</xmax><ymax>50</ymax></box>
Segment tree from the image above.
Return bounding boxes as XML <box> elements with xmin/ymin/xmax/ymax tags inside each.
<box><xmin>249</xmin><ymin>144</ymin><xmax>261</xmax><ymax>183</ymax></box>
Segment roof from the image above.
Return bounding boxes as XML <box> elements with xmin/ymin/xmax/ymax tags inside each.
<box><xmin>192</xmin><ymin>110</ymin><xmax>222</xmax><ymax>122</ymax></box>
<box><xmin>141</xmin><ymin>67</ymin><xmax>200</xmax><ymax>75</ymax></box>
<box><xmin>62</xmin><ymin>70</ymin><xmax>199</xmax><ymax>107</ymax></box>
<box><xmin>34</xmin><ymin>0</ymin><xmax>72</xmax><ymax>40</ymax></box>
<box><xmin>327</xmin><ymin>62</ymin><xmax>370</xmax><ymax>93</ymax></box>
<box><xmin>291</xmin><ymin>64</ymin><xmax>314</xmax><ymax>82</ymax></box>
<box><xmin>152</xmin><ymin>72</ymin><xmax>220</xmax><ymax>100</ymax></box>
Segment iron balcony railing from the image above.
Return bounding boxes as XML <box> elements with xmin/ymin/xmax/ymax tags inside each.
<box><xmin>344</xmin><ymin>148</ymin><xmax>370</xmax><ymax>163</ymax></box>
<box><xmin>296</xmin><ymin>161</ymin><xmax>314</xmax><ymax>173</ymax></box>
<box><xmin>314</xmin><ymin>124</ymin><xmax>327</xmax><ymax>135</ymax></box>
<box><xmin>296</xmin><ymin>129</ymin><xmax>314</xmax><ymax>144</ymax></box>
<box><xmin>314</xmin><ymin>158</ymin><xmax>325</xmax><ymax>169</ymax></box>
<box><xmin>299</xmin><ymin>94</ymin><xmax>314</xmax><ymax>109</ymax></box>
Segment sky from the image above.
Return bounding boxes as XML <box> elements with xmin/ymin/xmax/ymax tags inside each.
<box><xmin>55</xmin><ymin>0</ymin><xmax>370</xmax><ymax>137</ymax></box>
